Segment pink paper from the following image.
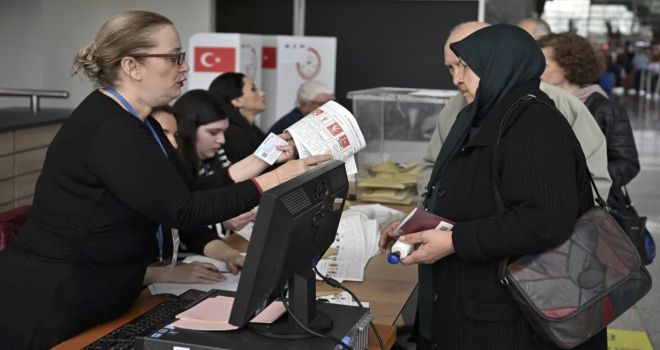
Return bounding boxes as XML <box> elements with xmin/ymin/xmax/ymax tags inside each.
<box><xmin>171</xmin><ymin>318</ymin><xmax>238</xmax><ymax>331</ymax></box>
<box><xmin>176</xmin><ymin>296</ymin><xmax>234</xmax><ymax>323</ymax></box>
<box><xmin>250</xmin><ymin>301</ymin><xmax>286</xmax><ymax>324</ymax></box>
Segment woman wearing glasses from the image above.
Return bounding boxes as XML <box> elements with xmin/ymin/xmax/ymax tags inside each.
<box><xmin>0</xmin><ymin>11</ymin><xmax>330</xmax><ymax>349</ymax></box>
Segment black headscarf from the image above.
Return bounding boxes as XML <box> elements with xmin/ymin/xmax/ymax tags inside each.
<box><xmin>425</xmin><ymin>24</ymin><xmax>546</xmax><ymax>211</ymax></box>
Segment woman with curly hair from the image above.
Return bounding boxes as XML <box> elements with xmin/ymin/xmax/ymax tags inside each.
<box><xmin>538</xmin><ymin>33</ymin><xmax>640</xmax><ymax>211</ymax></box>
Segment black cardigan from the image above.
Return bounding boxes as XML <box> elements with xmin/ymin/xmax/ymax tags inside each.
<box><xmin>0</xmin><ymin>90</ymin><xmax>261</xmax><ymax>349</ymax></box>
<box><xmin>417</xmin><ymin>81</ymin><xmax>606</xmax><ymax>350</ymax></box>
<box><xmin>584</xmin><ymin>93</ymin><xmax>640</xmax><ymax>211</ymax></box>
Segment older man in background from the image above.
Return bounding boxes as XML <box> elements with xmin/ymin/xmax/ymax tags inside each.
<box><xmin>518</xmin><ymin>18</ymin><xmax>552</xmax><ymax>39</ymax></box>
<box><xmin>417</xmin><ymin>22</ymin><xmax>611</xmax><ymax>205</ymax></box>
<box><xmin>268</xmin><ymin>80</ymin><xmax>334</xmax><ymax>135</ymax></box>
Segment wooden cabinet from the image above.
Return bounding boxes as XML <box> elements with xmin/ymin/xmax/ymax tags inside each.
<box><xmin>0</xmin><ymin>123</ymin><xmax>62</xmax><ymax>209</ymax></box>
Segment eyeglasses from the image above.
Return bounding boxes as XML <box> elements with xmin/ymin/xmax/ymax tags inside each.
<box><xmin>133</xmin><ymin>52</ymin><xmax>186</xmax><ymax>65</ymax></box>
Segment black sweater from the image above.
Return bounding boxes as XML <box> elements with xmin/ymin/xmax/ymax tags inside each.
<box><xmin>418</xmin><ymin>81</ymin><xmax>606</xmax><ymax>350</ymax></box>
<box><xmin>0</xmin><ymin>90</ymin><xmax>261</xmax><ymax>349</ymax></box>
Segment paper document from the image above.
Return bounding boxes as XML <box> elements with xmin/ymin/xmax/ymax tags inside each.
<box><xmin>254</xmin><ymin>133</ymin><xmax>288</xmax><ymax>165</ymax></box>
<box><xmin>148</xmin><ymin>255</ymin><xmax>244</xmax><ymax>296</ymax></box>
<box><xmin>286</xmin><ymin>101</ymin><xmax>366</xmax><ymax>175</ymax></box>
<box><xmin>318</xmin><ymin>291</ymin><xmax>370</xmax><ymax>308</ymax></box>
<box><xmin>345</xmin><ymin>203</ymin><xmax>407</xmax><ymax>231</ymax></box>
<box><xmin>315</xmin><ymin>211</ymin><xmax>381</xmax><ymax>282</ymax></box>
<box><xmin>172</xmin><ymin>296</ymin><xmax>285</xmax><ymax>331</ymax></box>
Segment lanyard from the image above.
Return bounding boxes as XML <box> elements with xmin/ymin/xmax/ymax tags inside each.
<box><xmin>104</xmin><ymin>88</ymin><xmax>167</xmax><ymax>261</ymax></box>
<box><xmin>202</xmin><ymin>163</ymin><xmax>210</xmax><ymax>176</ymax></box>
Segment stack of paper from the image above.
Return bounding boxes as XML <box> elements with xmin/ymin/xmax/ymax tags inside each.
<box><xmin>148</xmin><ymin>255</ymin><xmax>244</xmax><ymax>296</ymax></box>
<box><xmin>358</xmin><ymin>161</ymin><xmax>421</xmax><ymax>205</ymax></box>
<box><xmin>315</xmin><ymin>211</ymin><xmax>380</xmax><ymax>282</ymax></box>
<box><xmin>285</xmin><ymin>101</ymin><xmax>366</xmax><ymax>175</ymax></box>
<box><xmin>171</xmin><ymin>295</ymin><xmax>286</xmax><ymax>331</ymax></box>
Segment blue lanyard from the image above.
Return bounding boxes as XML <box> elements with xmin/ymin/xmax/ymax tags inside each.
<box><xmin>202</xmin><ymin>163</ymin><xmax>210</xmax><ymax>176</ymax></box>
<box><xmin>105</xmin><ymin>88</ymin><xmax>167</xmax><ymax>260</ymax></box>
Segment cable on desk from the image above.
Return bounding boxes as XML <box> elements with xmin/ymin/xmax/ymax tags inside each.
<box><xmin>314</xmin><ymin>266</ymin><xmax>386</xmax><ymax>350</ymax></box>
<box><xmin>278</xmin><ymin>287</ymin><xmax>354</xmax><ymax>350</ymax></box>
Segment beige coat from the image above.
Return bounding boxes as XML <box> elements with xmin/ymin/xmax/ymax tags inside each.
<box><xmin>417</xmin><ymin>81</ymin><xmax>612</xmax><ymax>205</ymax></box>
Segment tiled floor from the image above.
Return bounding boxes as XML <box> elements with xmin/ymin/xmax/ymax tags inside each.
<box><xmin>391</xmin><ymin>94</ymin><xmax>660</xmax><ymax>350</ymax></box>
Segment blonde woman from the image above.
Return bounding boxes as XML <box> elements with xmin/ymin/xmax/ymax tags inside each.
<box><xmin>0</xmin><ymin>11</ymin><xmax>329</xmax><ymax>349</ymax></box>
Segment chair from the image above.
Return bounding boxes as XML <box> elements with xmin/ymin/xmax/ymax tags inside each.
<box><xmin>0</xmin><ymin>206</ymin><xmax>30</xmax><ymax>252</ymax></box>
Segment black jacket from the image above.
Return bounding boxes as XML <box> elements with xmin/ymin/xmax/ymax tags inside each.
<box><xmin>223</xmin><ymin>112</ymin><xmax>266</xmax><ymax>164</ymax></box>
<box><xmin>418</xmin><ymin>81</ymin><xmax>606</xmax><ymax>350</ymax></box>
<box><xmin>584</xmin><ymin>93</ymin><xmax>640</xmax><ymax>211</ymax></box>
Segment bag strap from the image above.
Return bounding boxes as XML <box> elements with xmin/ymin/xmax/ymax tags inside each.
<box><xmin>622</xmin><ymin>186</ymin><xmax>635</xmax><ymax>209</ymax></box>
<box><xmin>493</xmin><ymin>94</ymin><xmax>607</xmax><ymax>283</ymax></box>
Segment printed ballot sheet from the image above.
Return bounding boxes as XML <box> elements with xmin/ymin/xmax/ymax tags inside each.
<box><xmin>315</xmin><ymin>211</ymin><xmax>381</xmax><ymax>282</ymax></box>
<box><xmin>285</xmin><ymin>101</ymin><xmax>366</xmax><ymax>175</ymax></box>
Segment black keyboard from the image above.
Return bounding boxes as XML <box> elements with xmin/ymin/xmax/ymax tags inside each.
<box><xmin>83</xmin><ymin>299</ymin><xmax>192</xmax><ymax>350</ymax></box>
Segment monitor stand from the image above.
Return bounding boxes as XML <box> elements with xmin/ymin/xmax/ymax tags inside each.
<box><xmin>248</xmin><ymin>268</ymin><xmax>333</xmax><ymax>339</ymax></box>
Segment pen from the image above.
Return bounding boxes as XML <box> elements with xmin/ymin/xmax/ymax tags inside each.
<box><xmin>208</xmin><ymin>268</ymin><xmax>231</xmax><ymax>274</ymax></box>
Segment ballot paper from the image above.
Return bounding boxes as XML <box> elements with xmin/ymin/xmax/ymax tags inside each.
<box><xmin>285</xmin><ymin>101</ymin><xmax>366</xmax><ymax>175</ymax></box>
<box><xmin>318</xmin><ymin>291</ymin><xmax>370</xmax><ymax>308</ymax></box>
<box><xmin>254</xmin><ymin>133</ymin><xmax>289</xmax><ymax>165</ymax></box>
<box><xmin>148</xmin><ymin>255</ymin><xmax>245</xmax><ymax>296</ymax></box>
<box><xmin>315</xmin><ymin>211</ymin><xmax>381</xmax><ymax>282</ymax></box>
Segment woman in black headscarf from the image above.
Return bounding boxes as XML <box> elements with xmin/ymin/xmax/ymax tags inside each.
<box><xmin>380</xmin><ymin>25</ymin><xmax>605</xmax><ymax>349</ymax></box>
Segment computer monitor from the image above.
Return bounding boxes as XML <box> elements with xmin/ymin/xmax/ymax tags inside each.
<box><xmin>228</xmin><ymin>160</ymin><xmax>349</xmax><ymax>339</ymax></box>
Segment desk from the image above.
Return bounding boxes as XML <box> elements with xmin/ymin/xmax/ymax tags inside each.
<box><xmin>55</xmin><ymin>202</ymin><xmax>417</xmax><ymax>350</ymax></box>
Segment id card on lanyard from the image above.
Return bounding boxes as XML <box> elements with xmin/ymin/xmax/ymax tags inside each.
<box><xmin>104</xmin><ymin>88</ymin><xmax>179</xmax><ymax>270</ymax></box>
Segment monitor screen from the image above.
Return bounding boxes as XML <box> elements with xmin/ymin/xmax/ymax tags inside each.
<box><xmin>229</xmin><ymin>160</ymin><xmax>349</xmax><ymax>328</ymax></box>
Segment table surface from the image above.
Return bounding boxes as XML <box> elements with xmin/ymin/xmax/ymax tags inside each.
<box><xmin>227</xmin><ymin>202</ymin><xmax>418</xmax><ymax>326</ymax></box>
<box><xmin>54</xmin><ymin>202</ymin><xmax>417</xmax><ymax>350</ymax></box>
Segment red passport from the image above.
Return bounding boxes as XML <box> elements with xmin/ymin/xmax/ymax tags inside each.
<box><xmin>395</xmin><ymin>208</ymin><xmax>455</xmax><ymax>235</ymax></box>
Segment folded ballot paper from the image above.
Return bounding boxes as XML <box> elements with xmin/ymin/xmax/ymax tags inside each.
<box><xmin>285</xmin><ymin>101</ymin><xmax>366</xmax><ymax>175</ymax></box>
<box><xmin>315</xmin><ymin>211</ymin><xmax>381</xmax><ymax>282</ymax></box>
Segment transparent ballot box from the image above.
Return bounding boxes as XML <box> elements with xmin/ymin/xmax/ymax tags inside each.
<box><xmin>347</xmin><ymin>87</ymin><xmax>457</xmax><ymax>205</ymax></box>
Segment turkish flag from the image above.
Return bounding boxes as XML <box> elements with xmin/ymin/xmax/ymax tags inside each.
<box><xmin>194</xmin><ymin>47</ymin><xmax>236</xmax><ymax>72</ymax></box>
<box><xmin>262</xmin><ymin>47</ymin><xmax>277</xmax><ymax>69</ymax></box>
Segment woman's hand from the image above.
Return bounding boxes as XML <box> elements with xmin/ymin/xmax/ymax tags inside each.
<box><xmin>255</xmin><ymin>154</ymin><xmax>333</xmax><ymax>191</ymax></box>
<box><xmin>398</xmin><ymin>230</ymin><xmax>455</xmax><ymax>266</ymax></box>
<box><xmin>275</xmin><ymin>154</ymin><xmax>333</xmax><ymax>182</ymax></box>
<box><xmin>379</xmin><ymin>220</ymin><xmax>402</xmax><ymax>255</ymax></box>
<box><xmin>224</xmin><ymin>251</ymin><xmax>245</xmax><ymax>274</ymax></box>
<box><xmin>275</xmin><ymin>132</ymin><xmax>298</xmax><ymax>163</ymax></box>
<box><xmin>165</xmin><ymin>262</ymin><xmax>226</xmax><ymax>284</ymax></box>
<box><xmin>223</xmin><ymin>210</ymin><xmax>256</xmax><ymax>231</ymax></box>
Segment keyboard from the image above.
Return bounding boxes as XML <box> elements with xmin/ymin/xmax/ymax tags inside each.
<box><xmin>83</xmin><ymin>299</ymin><xmax>192</xmax><ymax>350</ymax></box>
